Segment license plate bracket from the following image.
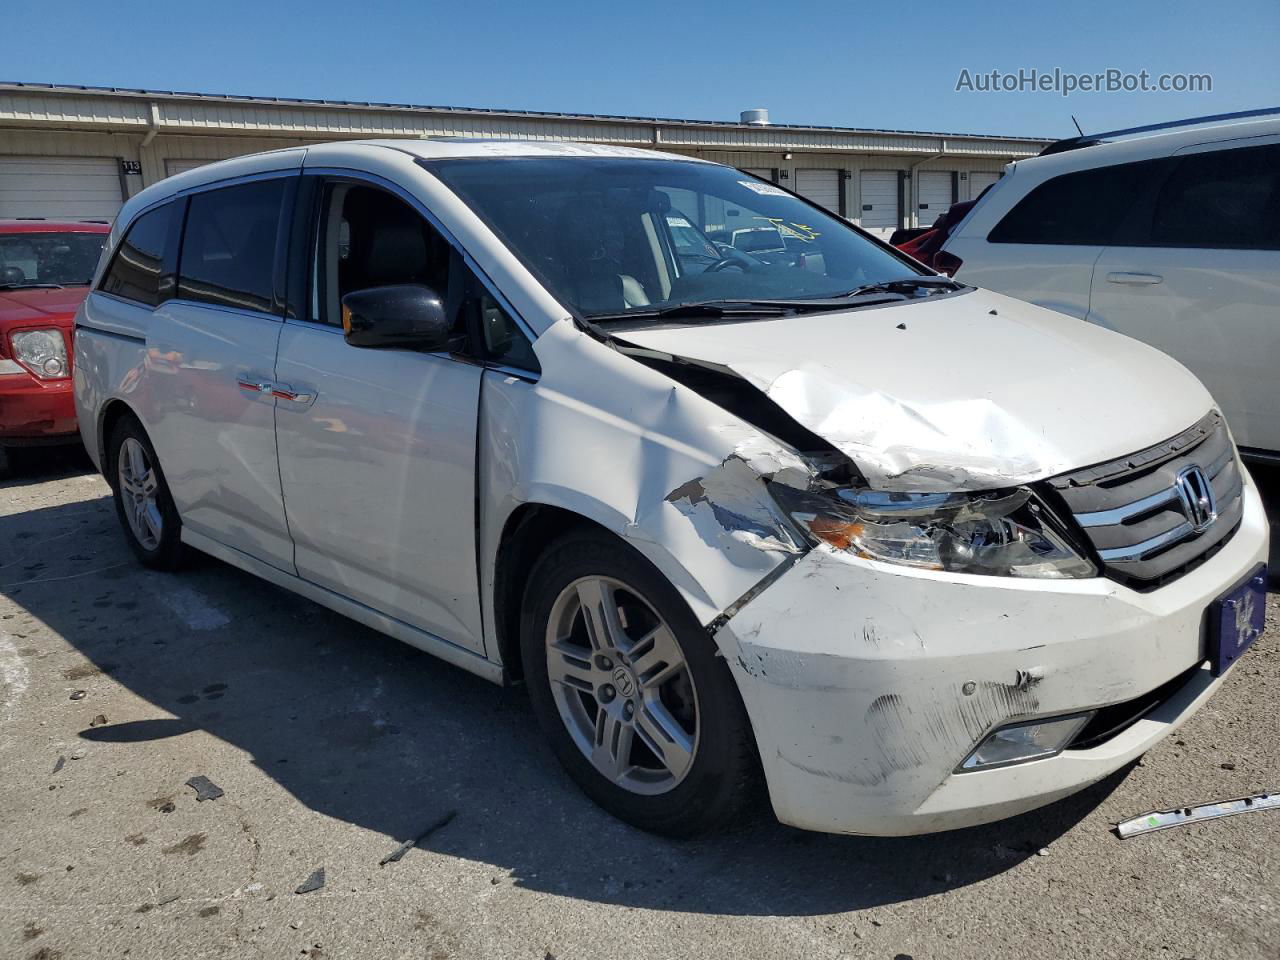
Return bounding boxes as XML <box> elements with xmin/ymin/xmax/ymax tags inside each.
<box><xmin>1209</xmin><ymin>563</ymin><xmax>1267</xmax><ymax>676</ymax></box>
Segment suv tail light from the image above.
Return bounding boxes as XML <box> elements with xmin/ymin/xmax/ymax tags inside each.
<box><xmin>933</xmin><ymin>250</ymin><xmax>963</xmax><ymax>278</ymax></box>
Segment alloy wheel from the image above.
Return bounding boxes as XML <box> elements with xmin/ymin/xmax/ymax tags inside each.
<box><xmin>117</xmin><ymin>437</ymin><xmax>163</xmax><ymax>551</ymax></box>
<box><xmin>545</xmin><ymin>576</ymin><xmax>699</xmax><ymax>795</ymax></box>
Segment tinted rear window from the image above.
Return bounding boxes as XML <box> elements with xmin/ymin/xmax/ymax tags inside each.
<box><xmin>1149</xmin><ymin>144</ymin><xmax>1280</xmax><ymax>250</ymax></box>
<box><xmin>101</xmin><ymin>203</ymin><xmax>175</xmax><ymax>306</ymax></box>
<box><xmin>178</xmin><ymin>179</ymin><xmax>285</xmax><ymax>312</ymax></box>
<box><xmin>988</xmin><ymin>160</ymin><xmax>1164</xmax><ymax>245</ymax></box>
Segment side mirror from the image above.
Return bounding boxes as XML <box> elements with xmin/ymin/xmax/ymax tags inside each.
<box><xmin>341</xmin><ymin>284</ymin><xmax>451</xmax><ymax>350</ymax></box>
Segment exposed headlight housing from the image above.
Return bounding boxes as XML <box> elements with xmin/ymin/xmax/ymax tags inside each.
<box><xmin>769</xmin><ymin>483</ymin><xmax>1096</xmax><ymax>579</ymax></box>
<box><xmin>958</xmin><ymin>713</ymin><xmax>1094</xmax><ymax>771</ymax></box>
<box><xmin>10</xmin><ymin>328</ymin><xmax>69</xmax><ymax>380</ymax></box>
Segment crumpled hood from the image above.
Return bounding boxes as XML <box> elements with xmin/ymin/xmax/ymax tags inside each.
<box><xmin>619</xmin><ymin>288</ymin><xmax>1216</xmax><ymax>491</ymax></box>
<box><xmin>0</xmin><ymin>286</ymin><xmax>88</xmax><ymax>329</ymax></box>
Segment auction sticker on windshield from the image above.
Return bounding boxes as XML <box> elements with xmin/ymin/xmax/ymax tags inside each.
<box><xmin>738</xmin><ymin>180</ymin><xmax>790</xmax><ymax>196</ymax></box>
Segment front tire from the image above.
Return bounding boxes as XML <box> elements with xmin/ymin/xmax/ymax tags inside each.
<box><xmin>521</xmin><ymin>530</ymin><xmax>760</xmax><ymax>836</ymax></box>
<box><xmin>108</xmin><ymin>416</ymin><xmax>184</xmax><ymax>570</ymax></box>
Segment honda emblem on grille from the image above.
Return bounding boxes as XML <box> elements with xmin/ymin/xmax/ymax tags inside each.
<box><xmin>1175</xmin><ymin>465</ymin><xmax>1217</xmax><ymax>532</ymax></box>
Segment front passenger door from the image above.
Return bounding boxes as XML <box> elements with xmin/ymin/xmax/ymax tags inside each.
<box><xmin>273</xmin><ymin>178</ymin><xmax>487</xmax><ymax>654</ymax></box>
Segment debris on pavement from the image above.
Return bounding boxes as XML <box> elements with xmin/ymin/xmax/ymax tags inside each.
<box><xmin>69</xmin><ymin>689</ymin><xmax>86</xmax><ymax>700</ymax></box>
<box><xmin>69</xmin><ymin>748</ymin><xmax>86</xmax><ymax>760</ymax></box>
<box><xmin>378</xmin><ymin>810</ymin><xmax>458</xmax><ymax>866</ymax></box>
<box><xmin>51</xmin><ymin>756</ymin><xmax>65</xmax><ymax>774</ymax></box>
<box><xmin>90</xmin><ymin>714</ymin><xmax>107</xmax><ymax>727</ymax></box>
<box><xmin>1116</xmin><ymin>791</ymin><xmax>1280</xmax><ymax>838</ymax></box>
<box><xmin>295</xmin><ymin>867</ymin><xmax>326</xmax><ymax>894</ymax></box>
<box><xmin>185</xmin><ymin>775</ymin><xmax>225</xmax><ymax>802</ymax></box>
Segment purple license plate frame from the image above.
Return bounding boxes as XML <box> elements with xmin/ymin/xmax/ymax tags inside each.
<box><xmin>1210</xmin><ymin>563</ymin><xmax>1267</xmax><ymax>676</ymax></box>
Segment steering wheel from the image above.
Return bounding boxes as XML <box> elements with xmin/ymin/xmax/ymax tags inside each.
<box><xmin>704</xmin><ymin>257</ymin><xmax>748</xmax><ymax>273</ymax></box>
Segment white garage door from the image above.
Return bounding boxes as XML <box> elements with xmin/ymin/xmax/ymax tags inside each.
<box><xmin>969</xmin><ymin>171</ymin><xmax>1003</xmax><ymax>200</ymax></box>
<box><xmin>917</xmin><ymin>171</ymin><xmax>954</xmax><ymax>227</ymax></box>
<box><xmin>858</xmin><ymin>171</ymin><xmax>900</xmax><ymax>237</ymax></box>
<box><xmin>165</xmin><ymin>158</ymin><xmax>216</xmax><ymax>178</ymax></box>
<box><xmin>0</xmin><ymin>156</ymin><xmax>124</xmax><ymax>220</ymax></box>
<box><xmin>740</xmin><ymin>166</ymin><xmax>774</xmax><ymax>182</ymax></box>
<box><xmin>795</xmin><ymin>168</ymin><xmax>841</xmax><ymax>214</ymax></box>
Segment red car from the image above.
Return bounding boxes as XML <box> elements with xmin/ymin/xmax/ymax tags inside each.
<box><xmin>894</xmin><ymin>199</ymin><xmax>977</xmax><ymax>275</ymax></box>
<box><xmin>0</xmin><ymin>219</ymin><xmax>110</xmax><ymax>475</ymax></box>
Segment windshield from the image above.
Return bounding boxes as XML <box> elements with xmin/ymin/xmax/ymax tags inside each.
<box><xmin>0</xmin><ymin>231</ymin><xmax>106</xmax><ymax>287</ymax></box>
<box><xmin>425</xmin><ymin>157</ymin><xmax>928</xmax><ymax>320</ymax></box>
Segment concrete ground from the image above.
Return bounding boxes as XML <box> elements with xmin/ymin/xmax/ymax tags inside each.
<box><xmin>2</xmin><ymin>447</ymin><xmax>1278</xmax><ymax>960</ymax></box>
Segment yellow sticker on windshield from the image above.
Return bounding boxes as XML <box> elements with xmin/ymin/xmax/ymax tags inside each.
<box><xmin>754</xmin><ymin>216</ymin><xmax>821</xmax><ymax>242</ymax></box>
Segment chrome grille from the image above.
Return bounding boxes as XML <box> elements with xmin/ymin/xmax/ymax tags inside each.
<box><xmin>1044</xmin><ymin>412</ymin><xmax>1243</xmax><ymax>587</ymax></box>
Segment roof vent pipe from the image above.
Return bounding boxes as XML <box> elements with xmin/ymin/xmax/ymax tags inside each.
<box><xmin>740</xmin><ymin>108</ymin><xmax>770</xmax><ymax>126</ymax></box>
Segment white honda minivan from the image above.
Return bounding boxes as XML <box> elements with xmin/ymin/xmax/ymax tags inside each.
<box><xmin>75</xmin><ymin>139</ymin><xmax>1269</xmax><ymax>837</ymax></box>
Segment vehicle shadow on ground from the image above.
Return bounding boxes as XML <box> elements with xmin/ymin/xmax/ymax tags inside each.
<box><xmin>3</xmin><ymin>493</ymin><xmax>1149</xmax><ymax>918</ymax></box>
<box><xmin>0</xmin><ymin>444</ymin><xmax>95</xmax><ymax>489</ymax></box>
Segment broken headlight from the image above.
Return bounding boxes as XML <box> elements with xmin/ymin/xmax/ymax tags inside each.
<box><xmin>769</xmin><ymin>484</ymin><xmax>1096</xmax><ymax>579</ymax></box>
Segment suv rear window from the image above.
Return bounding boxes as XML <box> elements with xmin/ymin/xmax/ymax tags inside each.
<box><xmin>178</xmin><ymin>178</ymin><xmax>285</xmax><ymax>313</ymax></box>
<box><xmin>988</xmin><ymin>160</ymin><xmax>1163</xmax><ymax>246</ymax></box>
<box><xmin>101</xmin><ymin>203</ymin><xmax>176</xmax><ymax>306</ymax></box>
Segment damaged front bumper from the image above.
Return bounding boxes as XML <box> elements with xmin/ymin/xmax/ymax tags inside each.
<box><xmin>714</xmin><ymin>476</ymin><xmax>1269</xmax><ymax>836</ymax></box>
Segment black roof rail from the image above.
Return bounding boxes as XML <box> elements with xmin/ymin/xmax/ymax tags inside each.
<box><xmin>1039</xmin><ymin>105</ymin><xmax>1280</xmax><ymax>156</ymax></box>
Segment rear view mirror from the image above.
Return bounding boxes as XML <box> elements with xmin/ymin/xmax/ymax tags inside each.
<box><xmin>341</xmin><ymin>284</ymin><xmax>451</xmax><ymax>350</ymax></box>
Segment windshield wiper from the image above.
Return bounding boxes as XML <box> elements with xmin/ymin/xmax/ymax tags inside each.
<box><xmin>588</xmin><ymin>293</ymin><xmax>907</xmax><ymax>324</ymax></box>
<box><xmin>841</xmin><ymin>277</ymin><xmax>963</xmax><ymax>297</ymax></box>
<box><xmin>0</xmin><ymin>282</ymin><xmax>66</xmax><ymax>290</ymax></box>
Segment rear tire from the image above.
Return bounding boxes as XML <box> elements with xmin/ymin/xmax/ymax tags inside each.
<box><xmin>107</xmin><ymin>416</ymin><xmax>184</xmax><ymax>570</ymax></box>
<box><xmin>0</xmin><ymin>445</ymin><xmax>10</xmax><ymax>479</ymax></box>
<box><xmin>520</xmin><ymin>529</ymin><xmax>761</xmax><ymax>837</ymax></box>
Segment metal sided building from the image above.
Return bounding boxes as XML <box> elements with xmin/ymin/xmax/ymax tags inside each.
<box><xmin>0</xmin><ymin>82</ymin><xmax>1049</xmax><ymax>236</ymax></box>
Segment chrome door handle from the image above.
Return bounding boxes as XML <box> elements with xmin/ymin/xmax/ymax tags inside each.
<box><xmin>270</xmin><ymin>384</ymin><xmax>316</xmax><ymax>405</ymax></box>
<box><xmin>1106</xmin><ymin>272</ymin><xmax>1163</xmax><ymax>285</ymax></box>
<box><xmin>236</xmin><ymin>376</ymin><xmax>273</xmax><ymax>393</ymax></box>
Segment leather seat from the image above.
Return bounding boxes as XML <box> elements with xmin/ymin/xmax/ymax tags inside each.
<box><xmin>554</xmin><ymin>199</ymin><xmax>649</xmax><ymax>312</ymax></box>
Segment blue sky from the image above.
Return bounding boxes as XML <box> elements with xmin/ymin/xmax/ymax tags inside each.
<box><xmin>12</xmin><ymin>0</ymin><xmax>1280</xmax><ymax>139</ymax></box>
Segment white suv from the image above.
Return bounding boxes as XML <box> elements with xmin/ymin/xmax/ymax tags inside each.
<box><xmin>75</xmin><ymin>140</ymin><xmax>1268</xmax><ymax>837</ymax></box>
<box><xmin>941</xmin><ymin>109</ymin><xmax>1280</xmax><ymax>457</ymax></box>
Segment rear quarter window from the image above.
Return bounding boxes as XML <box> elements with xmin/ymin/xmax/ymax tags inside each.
<box><xmin>101</xmin><ymin>203</ymin><xmax>177</xmax><ymax>306</ymax></box>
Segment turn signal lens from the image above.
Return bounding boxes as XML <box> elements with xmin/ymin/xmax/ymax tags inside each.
<box><xmin>10</xmin><ymin>328</ymin><xmax>69</xmax><ymax>380</ymax></box>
